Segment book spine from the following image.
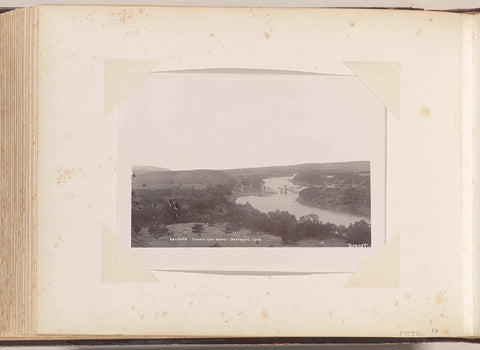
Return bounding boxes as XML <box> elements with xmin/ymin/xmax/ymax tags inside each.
<box><xmin>474</xmin><ymin>13</ymin><xmax>480</xmax><ymax>337</ymax></box>
<box><xmin>0</xmin><ymin>7</ymin><xmax>38</xmax><ymax>337</ymax></box>
<box><xmin>459</xmin><ymin>13</ymin><xmax>475</xmax><ymax>337</ymax></box>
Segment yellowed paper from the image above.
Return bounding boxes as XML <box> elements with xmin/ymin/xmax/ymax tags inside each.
<box><xmin>104</xmin><ymin>60</ymin><xmax>162</xmax><ymax>115</ymax></box>
<box><xmin>345</xmin><ymin>233</ymin><xmax>399</xmax><ymax>288</ymax></box>
<box><xmin>345</xmin><ymin>62</ymin><xmax>401</xmax><ymax>118</ymax></box>
<box><xmin>102</xmin><ymin>226</ymin><xmax>158</xmax><ymax>282</ymax></box>
<box><xmin>35</xmin><ymin>6</ymin><xmax>473</xmax><ymax>337</ymax></box>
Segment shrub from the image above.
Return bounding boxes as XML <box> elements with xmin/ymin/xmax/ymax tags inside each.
<box><xmin>345</xmin><ymin>220</ymin><xmax>371</xmax><ymax>245</ymax></box>
<box><xmin>192</xmin><ymin>223</ymin><xmax>205</xmax><ymax>233</ymax></box>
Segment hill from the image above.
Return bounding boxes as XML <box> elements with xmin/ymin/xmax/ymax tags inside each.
<box><xmin>133</xmin><ymin>166</ymin><xmax>170</xmax><ymax>175</ymax></box>
<box><xmin>132</xmin><ymin>161</ymin><xmax>370</xmax><ymax>191</ymax></box>
<box><xmin>132</xmin><ymin>169</ymin><xmax>236</xmax><ymax>190</ymax></box>
<box><xmin>224</xmin><ymin>161</ymin><xmax>370</xmax><ymax>178</ymax></box>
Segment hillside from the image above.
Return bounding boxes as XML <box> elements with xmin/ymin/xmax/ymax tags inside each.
<box><xmin>133</xmin><ymin>166</ymin><xmax>170</xmax><ymax>175</ymax></box>
<box><xmin>131</xmin><ymin>161</ymin><xmax>370</xmax><ymax>193</ymax></box>
<box><xmin>132</xmin><ymin>169</ymin><xmax>236</xmax><ymax>190</ymax></box>
<box><xmin>224</xmin><ymin>161</ymin><xmax>369</xmax><ymax>178</ymax></box>
<box><xmin>292</xmin><ymin>165</ymin><xmax>371</xmax><ymax>217</ymax></box>
<box><xmin>297</xmin><ymin>186</ymin><xmax>371</xmax><ymax>217</ymax></box>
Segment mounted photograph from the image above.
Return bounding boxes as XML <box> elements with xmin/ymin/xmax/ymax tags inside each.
<box><xmin>131</xmin><ymin>161</ymin><xmax>371</xmax><ymax>247</ymax></box>
<box><xmin>116</xmin><ymin>69</ymin><xmax>386</xmax><ymax>270</ymax></box>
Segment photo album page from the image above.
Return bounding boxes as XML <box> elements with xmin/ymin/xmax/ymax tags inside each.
<box><xmin>33</xmin><ymin>6</ymin><xmax>473</xmax><ymax>337</ymax></box>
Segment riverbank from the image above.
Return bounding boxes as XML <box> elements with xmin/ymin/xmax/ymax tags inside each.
<box><xmin>234</xmin><ymin>175</ymin><xmax>368</xmax><ymax>226</ymax></box>
<box><xmin>296</xmin><ymin>197</ymin><xmax>370</xmax><ymax>219</ymax></box>
<box><xmin>229</xmin><ymin>190</ymin><xmax>274</xmax><ymax>201</ymax></box>
<box><xmin>296</xmin><ymin>185</ymin><xmax>371</xmax><ymax>218</ymax></box>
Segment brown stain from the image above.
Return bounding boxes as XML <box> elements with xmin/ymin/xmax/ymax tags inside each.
<box><xmin>443</xmin><ymin>329</ymin><xmax>450</xmax><ymax>335</ymax></box>
<box><xmin>264</xmin><ymin>32</ymin><xmax>271</xmax><ymax>39</ymax></box>
<box><xmin>138</xmin><ymin>8</ymin><xmax>144</xmax><ymax>13</ymax></box>
<box><xmin>119</xmin><ymin>10</ymin><xmax>126</xmax><ymax>24</ymax></box>
<box><xmin>420</xmin><ymin>106</ymin><xmax>431</xmax><ymax>117</ymax></box>
<box><xmin>395</xmin><ymin>301</ymin><xmax>399</xmax><ymax>306</ymax></box>
<box><xmin>429</xmin><ymin>18</ymin><xmax>433</xmax><ymax>22</ymax></box>
<box><xmin>188</xmin><ymin>301</ymin><xmax>193</xmax><ymax>306</ymax></box>
<box><xmin>54</xmin><ymin>243</ymin><xmax>59</xmax><ymax>248</ymax></box>
<box><xmin>328</xmin><ymin>311</ymin><xmax>333</xmax><ymax>318</ymax></box>
<box><xmin>131</xmin><ymin>306</ymin><xmax>135</xmax><ymax>310</ymax></box>
<box><xmin>266</xmin><ymin>292</ymin><xmax>270</xmax><ymax>295</ymax></box>
<box><xmin>162</xmin><ymin>311</ymin><xmax>168</xmax><ymax>316</ymax></box>
<box><xmin>261</xmin><ymin>310</ymin><xmax>268</xmax><ymax>319</ymax></box>
<box><xmin>118</xmin><ymin>9</ymin><xmax>134</xmax><ymax>24</ymax></box>
<box><xmin>350</xmin><ymin>22</ymin><xmax>355</xmax><ymax>27</ymax></box>
<box><xmin>429</xmin><ymin>320</ymin><xmax>433</xmax><ymax>324</ymax></box>
<box><xmin>404</xmin><ymin>293</ymin><xmax>412</xmax><ymax>298</ymax></box>
<box><xmin>436</xmin><ymin>291</ymin><xmax>446</xmax><ymax>304</ymax></box>
<box><xmin>56</xmin><ymin>167</ymin><xmax>83</xmax><ymax>184</ymax></box>
<box><xmin>224</xmin><ymin>320</ymin><xmax>229</xmax><ymax>323</ymax></box>
<box><xmin>88</xmin><ymin>204</ymin><xmax>93</xmax><ymax>209</ymax></box>
<box><xmin>58</xmin><ymin>236</ymin><xmax>62</xmax><ymax>240</ymax></box>
<box><xmin>416</xmin><ymin>28</ymin><xmax>422</xmax><ymax>35</ymax></box>
<box><xmin>440</xmin><ymin>313</ymin><xmax>444</xmax><ymax>317</ymax></box>
<box><xmin>140</xmin><ymin>314</ymin><xmax>144</xmax><ymax>319</ymax></box>
<box><xmin>209</xmin><ymin>33</ymin><xmax>214</xmax><ymax>37</ymax></box>
<box><xmin>221</xmin><ymin>312</ymin><xmax>224</xmax><ymax>316</ymax></box>
<box><xmin>238</xmin><ymin>312</ymin><xmax>244</xmax><ymax>316</ymax></box>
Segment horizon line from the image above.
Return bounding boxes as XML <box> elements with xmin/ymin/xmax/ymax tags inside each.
<box><xmin>132</xmin><ymin>160</ymin><xmax>370</xmax><ymax>173</ymax></box>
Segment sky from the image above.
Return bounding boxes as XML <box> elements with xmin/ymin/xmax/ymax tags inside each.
<box><xmin>119</xmin><ymin>71</ymin><xmax>385</xmax><ymax>171</ymax></box>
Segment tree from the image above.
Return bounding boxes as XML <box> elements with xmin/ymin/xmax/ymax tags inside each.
<box><xmin>345</xmin><ymin>220</ymin><xmax>371</xmax><ymax>245</ymax></box>
<box><xmin>299</xmin><ymin>213</ymin><xmax>320</xmax><ymax>224</ymax></box>
<box><xmin>268</xmin><ymin>210</ymin><xmax>297</xmax><ymax>243</ymax></box>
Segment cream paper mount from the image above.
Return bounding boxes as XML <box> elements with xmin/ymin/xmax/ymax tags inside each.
<box><xmin>102</xmin><ymin>60</ymin><xmax>400</xmax><ymax>287</ymax></box>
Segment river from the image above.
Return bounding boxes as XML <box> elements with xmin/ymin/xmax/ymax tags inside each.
<box><xmin>235</xmin><ymin>176</ymin><xmax>369</xmax><ymax>226</ymax></box>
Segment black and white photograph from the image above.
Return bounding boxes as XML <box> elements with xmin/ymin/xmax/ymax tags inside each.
<box><xmin>117</xmin><ymin>69</ymin><xmax>386</xmax><ymax>256</ymax></box>
<box><xmin>131</xmin><ymin>161</ymin><xmax>371</xmax><ymax>247</ymax></box>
